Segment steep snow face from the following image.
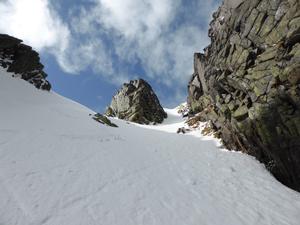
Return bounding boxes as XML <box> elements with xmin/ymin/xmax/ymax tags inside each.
<box><xmin>0</xmin><ymin>69</ymin><xmax>300</xmax><ymax>225</ymax></box>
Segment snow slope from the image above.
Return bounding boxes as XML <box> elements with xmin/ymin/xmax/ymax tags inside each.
<box><xmin>1</xmin><ymin>68</ymin><xmax>300</xmax><ymax>225</ymax></box>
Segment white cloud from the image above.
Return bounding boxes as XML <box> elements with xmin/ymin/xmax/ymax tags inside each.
<box><xmin>0</xmin><ymin>0</ymin><xmax>69</xmax><ymax>52</ymax></box>
<box><xmin>0</xmin><ymin>0</ymin><xmax>220</xmax><ymax>102</ymax></box>
<box><xmin>96</xmin><ymin>0</ymin><xmax>179</xmax><ymax>40</ymax></box>
<box><xmin>87</xmin><ymin>0</ymin><xmax>217</xmax><ymax>87</ymax></box>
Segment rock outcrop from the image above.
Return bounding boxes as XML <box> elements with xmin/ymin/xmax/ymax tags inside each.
<box><xmin>188</xmin><ymin>0</ymin><xmax>300</xmax><ymax>191</ymax></box>
<box><xmin>93</xmin><ymin>113</ymin><xmax>118</xmax><ymax>128</ymax></box>
<box><xmin>106</xmin><ymin>79</ymin><xmax>167</xmax><ymax>124</ymax></box>
<box><xmin>0</xmin><ymin>34</ymin><xmax>51</xmax><ymax>90</ymax></box>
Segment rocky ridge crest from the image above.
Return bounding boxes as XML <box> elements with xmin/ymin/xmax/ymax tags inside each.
<box><xmin>0</xmin><ymin>34</ymin><xmax>51</xmax><ymax>90</ymax></box>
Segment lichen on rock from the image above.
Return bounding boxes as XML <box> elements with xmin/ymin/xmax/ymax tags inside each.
<box><xmin>187</xmin><ymin>0</ymin><xmax>300</xmax><ymax>191</ymax></box>
<box><xmin>105</xmin><ymin>79</ymin><xmax>167</xmax><ymax>124</ymax></box>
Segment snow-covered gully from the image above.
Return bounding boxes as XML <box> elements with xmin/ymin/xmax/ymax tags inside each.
<box><xmin>1</xmin><ymin>70</ymin><xmax>300</xmax><ymax>225</ymax></box>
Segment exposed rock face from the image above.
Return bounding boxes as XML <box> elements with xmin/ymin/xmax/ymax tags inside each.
<box><xmin>188</xmin><ymin>0</ymin><xmax>300</xmax><ymax>191</ymax></box>
<box><xmin>106</xmin><ymin>79</ymin><xmax>167</xmax><ymax>124</ymax></box>
<box><xmin>0</xmin><ymin>34</ymin><xmax>51</xmax><ymax>90</ymax></box>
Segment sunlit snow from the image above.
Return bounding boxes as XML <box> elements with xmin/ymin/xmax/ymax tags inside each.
<box><xmin>1</xmin><ymin>68</ymin><xmax>300</xmax><ymax>225</ymax></box>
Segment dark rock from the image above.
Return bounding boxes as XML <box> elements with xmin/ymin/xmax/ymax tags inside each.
<box><xmin>93</xmin><ymin>113</ymin><xmax>118</xmax><ymax>128</ymax></box>
<box><xmin>0</xmin><ymin>34</ymin><xmax>51</xmax><ymax>91</ymax></box>
<box><xmin>177</xmin><ymin>127</ymin><xmax>191</xmax><ymax>134</ymax></box>
<box><xmin>105</xmin><ymin>79</ymin><xmax>167</xmax><ymax>124</ymax></box>
<box><xmin>187</xmin><ymin>0</ymin><xmax>300</xmax><ymax>191</ymax></box>
<box><xmin>0</xmin><ymin>34</ymin><xmax>22</xmax><ymax>49</ymax></box>
<box><xmin>177</xmin><ymin>127</ymin><xmax>186</xmax><ymax>134</ymax></box>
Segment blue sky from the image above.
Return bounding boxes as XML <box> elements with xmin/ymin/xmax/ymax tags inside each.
<box><xmin>0</xmin><ymin>0</ymin><xmax>220</xmax><ymax>112</ymax></box>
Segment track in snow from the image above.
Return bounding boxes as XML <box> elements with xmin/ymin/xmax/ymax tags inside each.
<box><xmin>1</xmin><ymin>69</ymin><xmax>300</xmax><ymax>225</ymax></box>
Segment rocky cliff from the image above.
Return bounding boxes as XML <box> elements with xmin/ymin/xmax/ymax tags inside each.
<box><xmin>0</xmin><ymin>34</ymin><xmax>51</xmax><ymax>90</ymax></box>
<box><xmin>188</xmin><ymin>0</ymin><xmax>300</xmax><ymax>191</ymax></box>
<box><xmin>106</xmin><ymin>79</ymin><xmax>167</xmax><ymax>124</ymax></box>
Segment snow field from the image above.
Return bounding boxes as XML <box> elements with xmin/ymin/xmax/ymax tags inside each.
<box><xmin>1</xmin><ymin>69</ymin><xmax>300</xmax><ymax>225</ymax></box>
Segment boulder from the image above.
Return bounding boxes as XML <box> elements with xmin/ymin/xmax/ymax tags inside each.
<box><xmin>188</xmin><ymin>0</ymin><xmax>300</xmax><ymax>191</ymax></box>
<box><xmin>106</xmin><ymin>79</ymin><xmax>167</xmax><ymax>124</ymax></box>
<box><xmin>0</xmin><ymin>34</ymin><xmax>51</xmax><ymax>90</ymax></box>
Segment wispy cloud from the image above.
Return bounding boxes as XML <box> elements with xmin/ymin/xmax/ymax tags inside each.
<box><xmin>0</xmin><ymin>0</ymin><xmax>69</xmax><ymax>52</ymax></box>
<box><xmin>65</xmin><ymin>0</ymin><xmax>219</xmax><ymax>86</ymax></box>
<box><xmin>0</xmin><ymin>0</ymin><xmax>220</xmax><ymax>100</ymax></box>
